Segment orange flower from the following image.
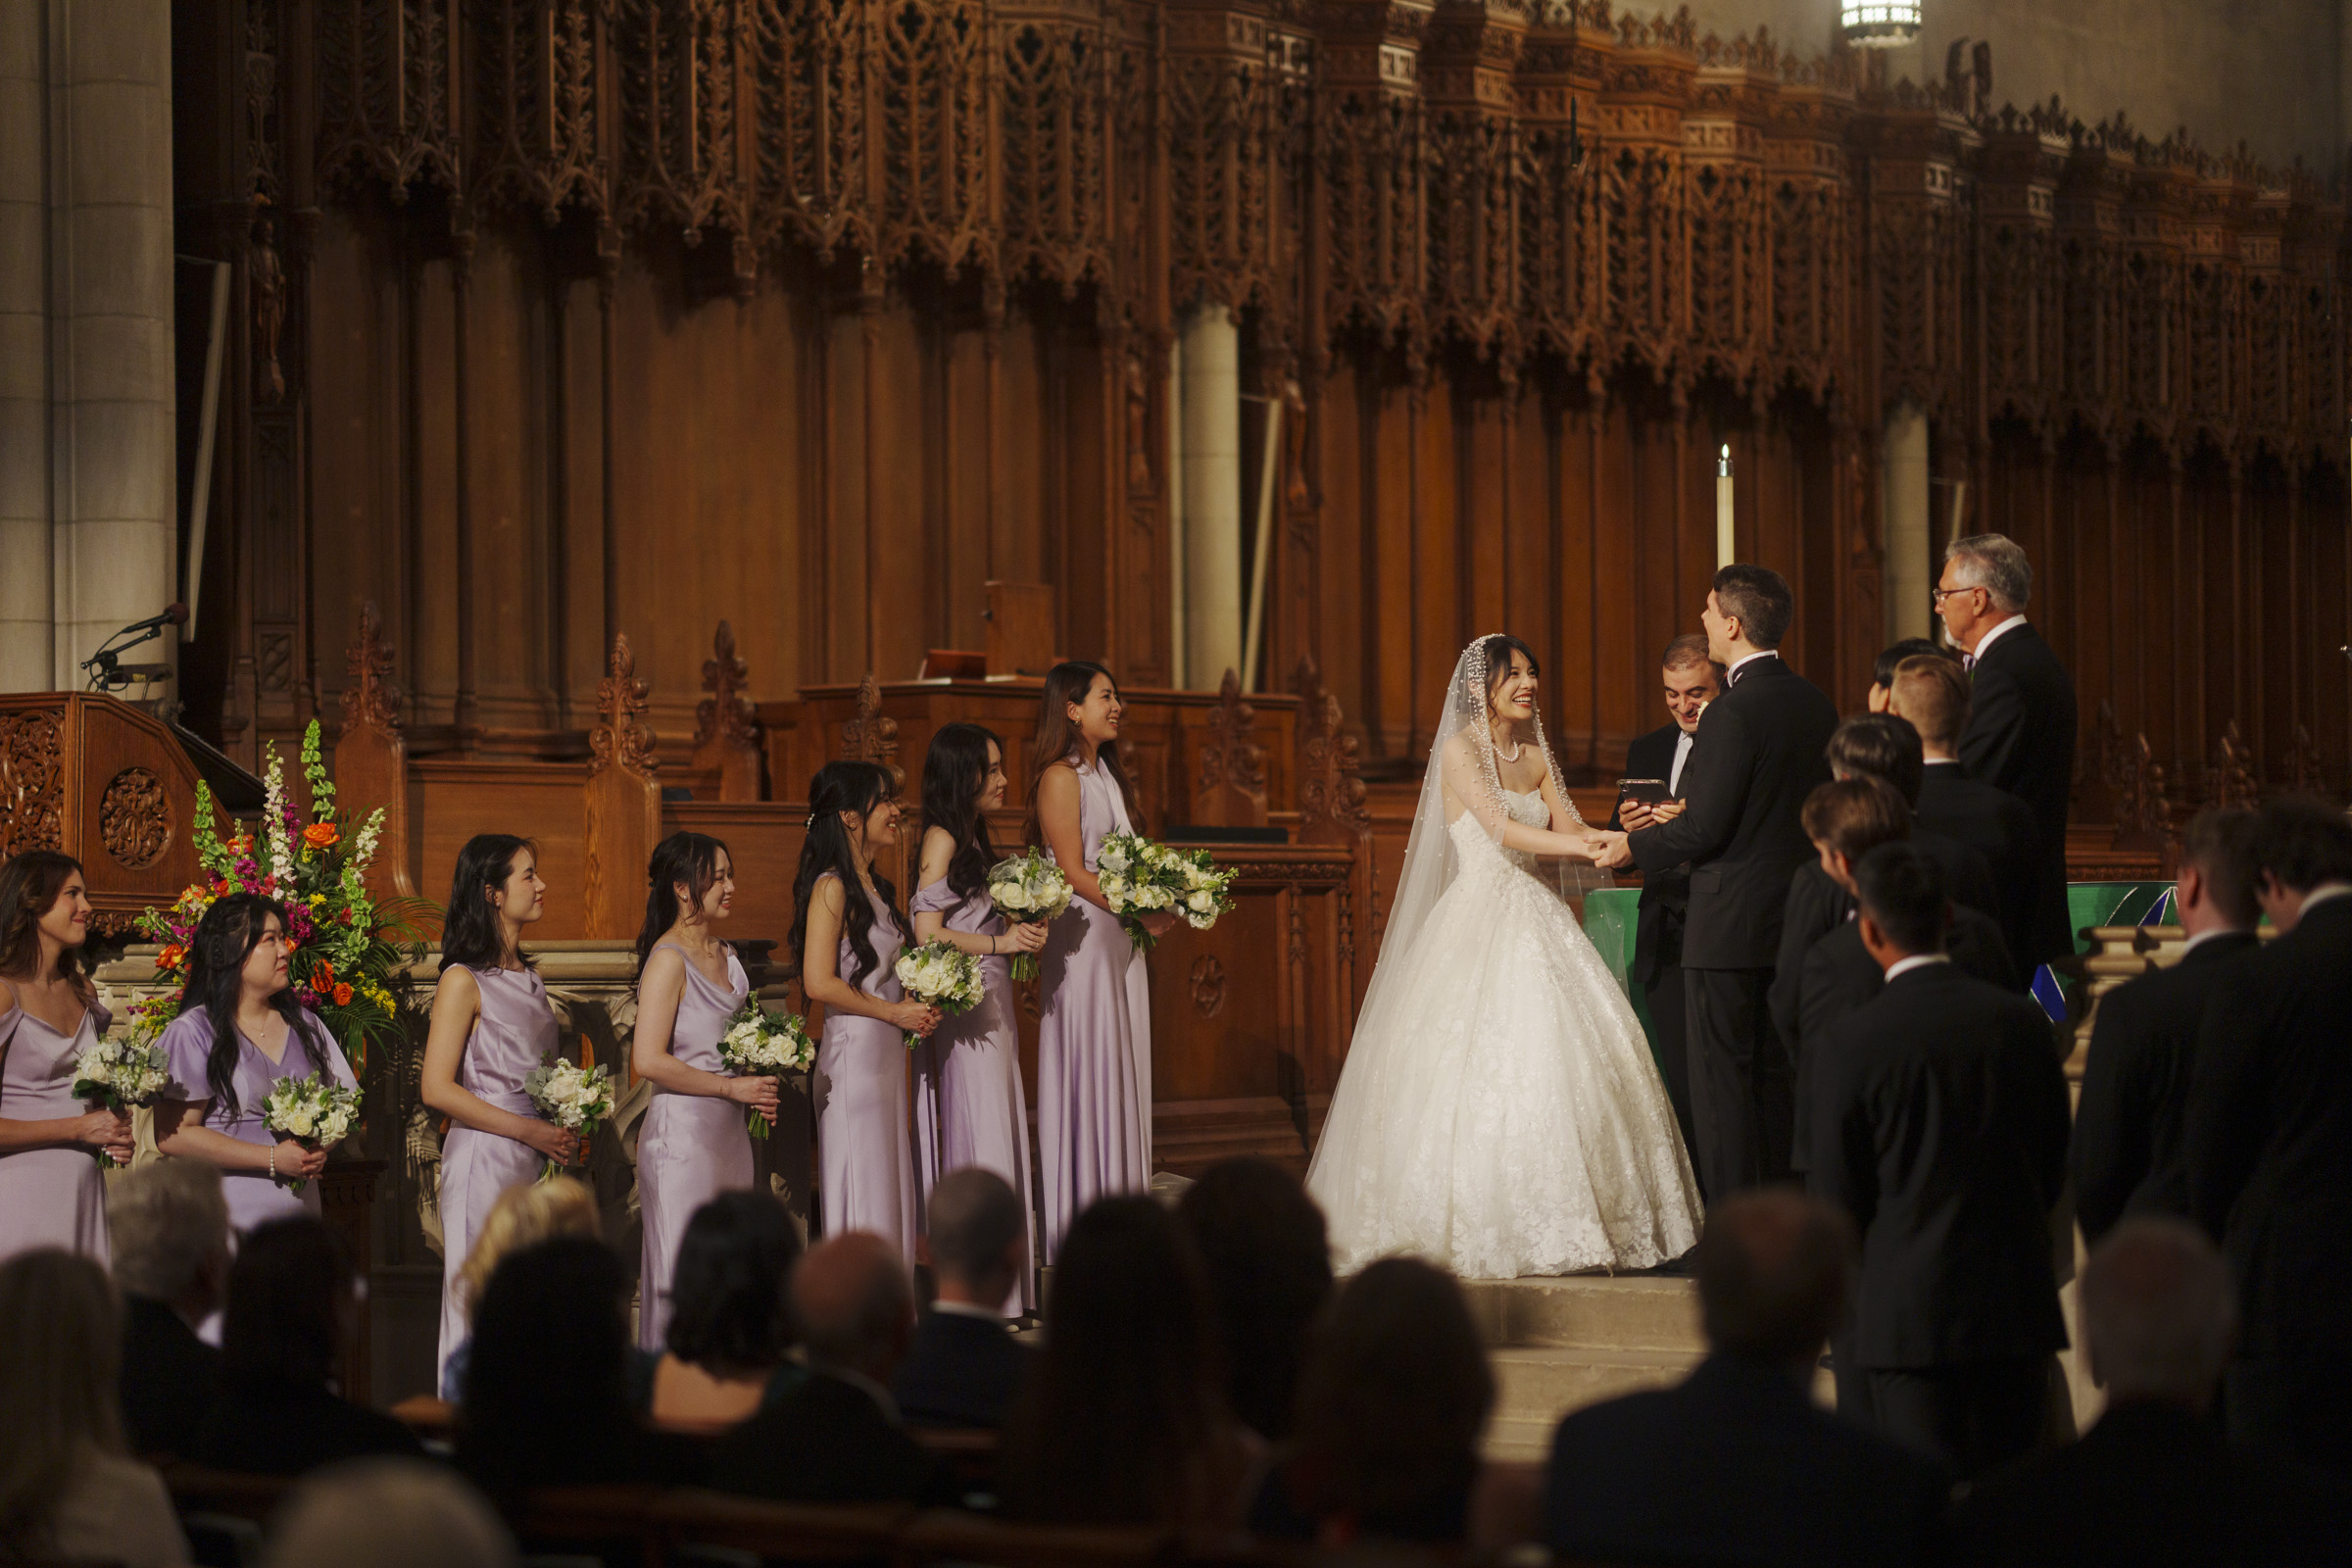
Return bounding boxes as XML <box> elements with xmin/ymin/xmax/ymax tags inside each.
<box><xmin>304</xmin><ymin>822</ymin><xmax>339</xmax><ymax>849</ymax></box>
<box><xmin>158</xmin><ymin>945</ymin><xmax>185</xmax><ymax>970</ymax></box>
<box><xmin>333</xmin><ymin>983</ymin><xmax>355</xmax><ymax>1006</ymax></box>
<box><xmin>312</xmin><ymin>960</ymin><xmax>335</xmax><ymax>991</ymax></box>
<box><xmin>212</xmin><ymin>878</ymin><xmax>230</xmax><ymax>897</ymax></box>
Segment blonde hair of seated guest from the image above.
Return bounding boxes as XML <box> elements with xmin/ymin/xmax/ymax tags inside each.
<box><xmin>457</xmin><ymin>1177</ymin><xmax>600</xmax><ymax>1325</ymax></box>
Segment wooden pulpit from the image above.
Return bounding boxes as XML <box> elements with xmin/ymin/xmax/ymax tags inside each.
<box><xmin>0</xmin><ymin>693</ymin><xmax>205</xmax><ymax>934</ymax></box>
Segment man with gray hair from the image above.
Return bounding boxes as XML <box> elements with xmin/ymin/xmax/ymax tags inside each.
<box><xmin>1955</xmin><ymin>1218</ymin><xmax>2352</xmax><ymax>1563</ymax></box>
<box><xmin>894</xmin><ymin>1168</ymin><xmax>1035</xmax><ymax>1427</ymax></box>
<box><xmin>1935</xmin><ymin>532</ymin><xmax>2076</xmax><ymax>974</ymax></box>
<box><xmin>110</xmin><ymin>1157</ymin><xmax>231</xmax><ymax>1454</ymax></box>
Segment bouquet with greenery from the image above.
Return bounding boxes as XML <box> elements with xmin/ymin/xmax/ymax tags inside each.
<box><xmin>891</xmin><ymin>940</ymin><xmax>985</xmax><ymax>1049</ymax></box>
<box><xmin>70</xmin><ymin>1037</ymin><xmax>172</xmax><ymax>1167</ymax></box>
<box><xmin>1094</xmin><ymin>830</ymin><xmax>1235</xmax><ymax>951</ymax></box>
<box><xmin>261</xmin><ymin>1070</ymin><xmax>363</xmax><ymax>1193</ymax></box>
<box><xmin>522</xmin><ymin>1056</ymin><xmax>614</xmax><ymax>1181</ymax></box>
<box><xmin>985</xmin><ymin>850</ymin><xmax>1073</xmax><ymax>982</ymax></box>
<box><xmin>718</xmin><ymin>999</ymin><xmax>815</xmax><ymax>1138</ymax></box>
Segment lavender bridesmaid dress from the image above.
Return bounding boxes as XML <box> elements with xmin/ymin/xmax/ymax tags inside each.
<box><xmin>159</xmin><ymin>1004</ymin><xmax>357</xmax><ymax>1234</ymax></box>
<box><xmin>635</xmin><ymin>943</ymin><xmax>754</xmax><ymax>1350</ymax></box>
<box><xmin>1036</xmin><ymin>755</ymin><xmax>1152</xmax><ymax>1262</ymax></box>
<box><xmin>813</xmin><ymin>875</ymin><xmax>919</xmax><ymax>1262</ymax></box>
<box><xmin>0</xmin><ymin>993</ymin><xmax>112</xmax><ymax>1264</ymax></box>
<box><xmin>437</xmin><ymin>964</ymin><xmax>561</xmax><ymax>1386</ymax></box>
<box><xmin>908</xmin><ymin>877</ymin><xmax>1037</xmax><ymax>1315</ymax></box>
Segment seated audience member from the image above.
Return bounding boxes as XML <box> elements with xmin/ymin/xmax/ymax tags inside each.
<box><xmin>2188</xmin><ymin>797</ymin><xmax>2352</xmax><ymax>1475</ymax></box>
<box><xmin>191</xmin><ymin>1217</ymin><xmax>423</xmax><ymax>1475</ymax></box>
<box><xmin>0</xmin><ymin>1250</ymin><xmax>190</xmax><ymax>1568</ymax></box>
<box><xmin>458</xmin><ymin>1237</ymin><xmax>707</xmax><ymax>1510</ymax></box>
<box><xmin>1867</xmin><ymin>636</ymin><xmax>1948</xmax><ymax>713</ymax></box>
<box><xmin>1886</xmin><ymin>654</ymin><xmax>2042</xmax><ymax>978</ymax></box>
<box><xmin>441</xmin><ymin>1174</ymin><xmax>602</xmax><ymax>1400</ymax></box>
<box><xmin>643</xmin><ymin>1190</ymin><xmax>803</xmax><ymax>1426</ymax></box>
<box><xmin>109</xmin><ymin>1157</ymin><xmax>230</xmax><ymax>1455</ymax></box>
<box><xmin>263</xmin><ymin>1457</ymin><xmax>518</xmax><ymax>1568</ymax></box>
<box><xmin>2074</xmin><ymin>809</ymin><xmax>2259</xmax><ymax>1249</ymax></box>
<box><xmin>1174</xmin><ymin>1155</ymin><xmax>1333</xmax><ymax>1444</ymax></box>
<box><xmin>1285</xmin><ymin>1257</ymin><xmax>1493</xmax><ymax>1546</ymax></box>
<box><xmin>1957</xmin><ymin>1217</ymin><xmax>2352</xmax><ymax>1565</ymax></box>
<box><xmin>1811</xmin><ymin>844</ymin><xmax>2070</xmax><ymax>1479</ymax></box>
<box><xmin>712</xmin><ymin>1232</ymin><xmax>956</xmax><ymax>1505</ymax></box>
<box><xmin>1547</xmin><ymin>1191</ymin><xmax>1949</xmax><ymax>1568</ymax></box>
<box><xmin>894</xmin><ymin>1168</ymin><xmax>1035</xmax><ymax>1429</ymax></box>
<box><xmin>1002</xmin><ymin>1197</ymin><xmax>1256</xmax><ymax>1530</ymax></box>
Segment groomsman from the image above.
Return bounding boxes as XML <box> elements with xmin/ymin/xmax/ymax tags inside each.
<box><xmin>1935</xmin><ymin>533</ymin><xmax>2078</xmax><ymax>974</ymax></box>
<box><xmin>1599</xmin><ymin>565</ymin><xmax>1838</xmax><ymax>1196</ymax></box>
<box><xmin>1607</xmin><ymin>634</ymin><xmax>1722</xmax><ymax>1164</ymax></box>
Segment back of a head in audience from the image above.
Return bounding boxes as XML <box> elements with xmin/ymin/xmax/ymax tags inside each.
<box><xmin>2176</xmin><ymin>808</ymin><xmax>2261</xmax><ymax>935</ymax></box>
<box><xmin>459</xmin><ymin>1236</ymin><xmax>629</xmax><ymax>1493</ymax></box>
<box><xmin>0</xmin><ymin>1250</ymin><xmax>126</xmax><ymax>1552</ymax></box>
<box><xmin>2248</xmin><ymin>796</ymin><xmax>2352</xmax><ymax>923</ymax></box>
<box><xmin>2080</xmin><ymin>1217</ymin><xmax>2236</xmax><ymax>1412</ymax></box>
<box><xmin>1292</xmin><ymin>1256</ymin><xmax>1492</xmax><ymax>1544</ymax></box>
<box><xmin>668</xmin><ymin>1190</ymin><xmax>799</xmax><ymax>1374</ymax></box>
<box><xmin>1886</xmin><ymin>655</ymin><xmax>1970</xmax><ymax>755</ymax></box>
<box><xmin>1827</xmin><ymin>713</ymin><xmax>1926</xmax><ymax>805</ymax></box>
<box><xmin>1801</xmin><ymin>775</ymin><xmax>1913</xmax><ymax>893</ymax></box>
<box><xmin>792</xmin><ymin>1231</ymin><xmax>913</xmax><ymax>1383</ymax></box>
<box><xmin>456</xmin><ymin>1175</ymin><xmax>599</xmax><ymax>1329</ymax></box>
<box><xmin>224</xmin><ymin>1216</ymin><xmax>353</xmax><ymax>1392</ymax></box>
<box><xmin>1695</xmin><ymin>1190</ymin><xmax>1856</xmax><ymax>1374</ymax></box>
<box><xmin>1869</xmin><ymin>638</ymin><xmax>1948</xmax><ymax>712</ymax></box>
<box><xmin>1004</xmin><ymin>1196</ymin><xmax>1225</xmax><ymax>1527</ymax></box>
<box><xmin>1853</xmin><ymin>842</ymin><xmax>1950</xmax><ymax>963</ymax></box>
<box><xmin>109</xmin><ymin>1157</ymin><xmax>231</xmax><ymax>1316</ymax></box>
<box><xmin>1176</xmin><ymin>1156</ymin><xmax>1333</xmax><ymax>1443</ymax></box>
<box><xmin>264</xmin><ymin>1458</ymin><xmax>516</xmax><ymax>1568</ymax></box>
<box><xmin>923</xmin><ymin>1167</ymin><xmax>1027</xmax><ymax>1310</ymax></box>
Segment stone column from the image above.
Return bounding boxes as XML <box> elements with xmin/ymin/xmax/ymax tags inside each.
<box><xmin>1178</xmin><ymin>307</ymin><xmax>1241</xmax><ymax>689</ymax></box>
<box><xmin>1882</xmin><ymin>402</ymin><xmax>1932</xmax><ymax>643</ymax></box>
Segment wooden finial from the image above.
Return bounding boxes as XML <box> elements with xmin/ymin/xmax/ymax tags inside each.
<box><xmin>841</xmin><ymin>672</ymin><xmax>902</xmax><ymax>790</ymax></box>
<box><xmin>340</xmin><ymin>601</ymin><xmax>400</xmax><ymax>735</ymax></box>
<box><xmin>2204</xmin><ymin>719</ymin><xmax>2259</xmax><ymax>809</ymax></box>
<box><xmin>1292</xmin><ymin>655</ymin><xmax>1371</xmax><ymax>840</ymax></box>
<box><xmin>591</xmin><ymin>633</ymin><xmax>659</xmax><ymax>780</ymax></box>
<box><xmin>695</xmin><ymin>620</ymin><xmax>759</xmax><ymax>753</ymax></box>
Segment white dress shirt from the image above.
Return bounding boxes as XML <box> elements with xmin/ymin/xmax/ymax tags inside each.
<box><xmin>2294</xmin><ymin>881</ymin><xmax>2352</xmax><ymax>920</ymax></box>
<box><xmin>1964</xmin><ymin>614</ymin><xmax>2029</xmax><ymax>667</ymax></box>
<box><xmin>1884</xmin><ymin>953</ymin><xmax>1952</xmax><ymax>983</ymax></box>
<box><xmin>1726</xmin><ymin>650</ymin><xmax>1781</xmax><ymax>685</ymax></box>
<box><xmin>1669</xmin><ymin>730</ymin><xmax>1693</xmax><ymax>794</ymax></box>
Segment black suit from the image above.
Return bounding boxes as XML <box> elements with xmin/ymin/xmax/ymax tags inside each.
<box><xmin>1608</xmin><ymin>721</ymin><xmax>1700</xmax><ymax>1157</ymax></box>
<box><xmin>120</xmin><ymin>1295</ymin><xmax>220</xmax><ymax>1457</ymax></box>
<box><xmin>190</xmin><ymin>1376</ymin><xmax>426</xmax><ymax>1476</ymax></box>
<box><xmin>2073</xmin><ymin>931</ymin><xmax>2259</xmax><ymax>1248</ymax></box>
<box><xmin>1954</xmin><ymin>1400</ymin><xmax>2352</xmax><ymax>1567</ymax></box>
<box><xmin>2188</xmin><ymin>895</ymin><xmax>2352</xmax><ymax>1475</ymax></box>
<box><xmin>1545</xmin><ymin>1353</ymin><xmax>1951</xmax><ymax>1568</ymax></box>
<box><xmin>892</xmin><ymin>1307</ymin><xmax>1034</xmax><ymax>1429</ymax></box>
<box><xmin>1629</xmin><ymin>655</ymin><xmax>1838</xmax><ymax>1193</ymax></box>
<box><xmin>1811</xmin><ymin>963</ymin><xmax>2071</xmax><ymax>1478</ymax></box>
<box><xmin>1957</xmin><ymin>623</ymin><xmax>2078</xmax><ymax>973</ymax></box>
<box><xmin>1917</xmin><ymin>760</ymin><xmax>2044</xmax><ymax>986</ymax></box>
<box><xmin>712</xmin><ymin>1370</ymin><xmax>961</xmax><ymax>1505</ymax></box>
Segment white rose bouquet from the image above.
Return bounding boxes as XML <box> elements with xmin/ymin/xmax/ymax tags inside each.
<box><xmin>261</xmin><ymin>1070</ymin><xmax>363</xmax><ymax>1193</ymax></box>
<box><xmin>521</xmin><ymin>1055</ymin><xmax>615</xmax><ymax>1180</ymax></box>
<box><xmin>892</xmin><ymin>940</ymin><xmax>986</xmax><ymax>1049</ymax></box>
<box><xmin>1167</xmin><ymin>846</ymin><xmax>1239</xmax><ymax>932</ymax></box>
<box><xmin>986</xmin><ymin>850</ymin><xmax>1073</xmax><ymax>981</ymax></box>
<box><xmin>1095</xmin><ymin>829</ymin><xmax>1193</xmax><ymax>951</ymax></box>
<box><xmin>719</xmin><ymin>999</ymin><xmax>815</xmax><ymax>1139</ymax></box>
<box><xmin>71</xmin><ymin>1037</ymin><xmax>172</xmax><ymax>1168</ymax></box>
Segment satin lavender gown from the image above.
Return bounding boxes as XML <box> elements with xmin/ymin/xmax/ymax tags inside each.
<box><xmin>909</xmin><ymin>876</ymin><xmax>1037</xmax><ymax>1315</ymax></box>
<box><xmin>159</xmin><ymin>1004</ymin><xmax>357</xmax><ymax>1233</ymax></box>
<box><xmin>0</xmin><ymin>993</ymin><xmax>112</xmax><ymax>1265</ymax></box>
<box><xmin>1036</xmin><ymin>755</ymin><xmax>1153</xmax><ymax>1262</ymax></box>
<box><xmin>635</xmin><ymin>942</ymin><xmax>754</xmax><ymax>1350</ymax></box>
<box><xmin>814</xmin><ymin>875</ymin><xmax>919</xmax><ymax>1262</ymax></box>
<box><xmin>437</xmin><ymin>964</ymin><xmax>561</xmax><ymax>1386</ymax></box>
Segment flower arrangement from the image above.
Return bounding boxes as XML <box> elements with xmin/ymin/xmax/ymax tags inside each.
<box><xmin>985</xmin><ymin>851</ymin><xmax>1073</xmax><ymax>982</ymax></box>
<box><xmin>131</xmin><ymin>720</ymin><xmax>427</xmax><ymax>1080</ymax></box>
<box><xmin>891</xmin><ymin>940</ymin><xmax>985</xmax><ymax>1049</ymax></box>
<box><xmin>521</xmin><ymin>1055</ymin><xmax>615</xmax><ymax>1181</ymax></box>
<box><xmin>70</xmin><ymin>1038</ymin><xmax>172</xmax><ymax>1168</ymax></box>
<box><xmin>1095</xmin><ymin>831</ymin><xmax>1237</xmax><ymax>950</ymax></box>
<box><xmin>262</xmin><ymin>1070</ymin><xmax>363</xmax><ymax>1193</ymax></box>
<box><xmin>718</xmin><ymin>999</ymin><xmax>815</xmax><ymax>1139</ymax></box>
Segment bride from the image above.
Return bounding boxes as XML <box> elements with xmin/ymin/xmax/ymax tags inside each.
<box><xmin>1306</xmin><ymin>634</ymin><xmax>1702</xmax><ymax>1279</ymax></box>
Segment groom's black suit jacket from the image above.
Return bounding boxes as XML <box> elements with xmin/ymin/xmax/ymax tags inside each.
<box><xmin>1609</xmin><ymin>721</ymin><xmax>1690</xmax><ymax>986</ymax></box>
<box><xmin>1628</xmin><ymin>655</ymin><xmax>1838</xmax><ymax>970</ymax></box>
<box><xmin>1957</xmin><ymin>622</ymin><xmax>2078</xmax><ymax>971</ymax></box>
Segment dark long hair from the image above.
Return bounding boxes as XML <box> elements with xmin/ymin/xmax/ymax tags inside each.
<box><xmin>458</xmin><ymin>1236</ymin><xmax>635</xmax><ymax>1501</ymax></box>
<box><xmin>220</xmin><ymin>1216</ymin><xmax>351</xmax><ymax>1392</ymax></box>
<box><xmin>441</xmin><ymin>834</ymin><xmax>536</xmax><ymax>972</ymax></box>
<box><xmin>921</xmin><ymin>722</ymin><xmax>1003</xmax><ymax>903</ymax></box>
<box><xmin>665</xmin><ymin>1191</ymin><xmax>801</xmax><ymax>1373</ymax></box>
<box><xmin>0</xmin><ymin>850</ymin><xmax>89</xmax><ymax>995</ymax></box>
<box><xmin>789</xmin><ymin>761</ymin><xmax>906</xmax><ymax>991</ymax></box>
<box><xmin>1026</xmin><ymin>661</ymin><xmax>1141</xmax><ymax>848</ymax></box>
<box><xmin>1176</xmin><ymin>1156</ymin><xmax>1333</xmax><ymax>1443</ymax></box>
<box><xmin>1458</xmin><ymin>633</ymin><xmax>1540</xmax><ymax>718</ymax></box>
<box><xmin>636</xmin><ymin>831</ymin><xmax>731</xmax><ymax>967</ymax></box>
<box><xmin>182</xmin><ymin>892</ymin><xmax>316</xmax><ymax>1119</ymax></box>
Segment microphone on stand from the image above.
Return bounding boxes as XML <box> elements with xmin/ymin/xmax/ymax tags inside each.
<box><xmin>119</xmin><ymin>603</ymin><xmax>189</xmax><ymax>635</ymax></box>
<box><xmin>82</xmin><ymin>604</ymin><xmax>189</xmax><ymax>691</ymax></box>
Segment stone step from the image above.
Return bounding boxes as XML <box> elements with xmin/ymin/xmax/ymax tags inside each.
<box><xmin>1480</xmin><ymin>1345</ymin><xmax>1703</xmax><ymax>1462</ymax></box>
<box><xmin>1459</xmin><ymin>1274</ymin><xmax>1704</xmax><ymax>1353</ymax></box>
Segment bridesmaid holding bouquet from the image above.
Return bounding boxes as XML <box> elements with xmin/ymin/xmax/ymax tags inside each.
<box><xmin>793</xmin><ymin>761</ymin><xmax>938</xmax><ymax>1261</ymax></box>
<box><xmin>1029</xmin><ymin>662</ymin><xmax>1174</xmax><ymax>1262</ymax></box>
<box><xmin>419</xmin><ymin>834</ymin><xmax>579</xmax><ymax>1389</ymax></box>
<box><xmin>910</xmin><ymin>723</ymin><xmax>1047</xmax><ymax>1315</ymax></box>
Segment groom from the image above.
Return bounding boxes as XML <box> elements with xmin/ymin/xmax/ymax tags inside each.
<box><xmin>1596</xmin><ymin>565</ymin><xmax>1838</xmax><ymax>1195</ymax></box>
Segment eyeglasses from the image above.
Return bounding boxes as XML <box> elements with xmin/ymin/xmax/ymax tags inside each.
<box><xmin>1929</xmin><ymin>585</ymin><xmax>1982</xmax><ymax>609</ymax></box>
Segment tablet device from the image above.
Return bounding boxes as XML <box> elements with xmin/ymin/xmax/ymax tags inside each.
<box><xmin>1617</xmin><ymin>777</ymin><xmax>1673</xmax><ymax>807</ymax></box>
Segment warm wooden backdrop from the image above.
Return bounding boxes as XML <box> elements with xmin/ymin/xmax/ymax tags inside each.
<box><xmin>172</xmin><ymin>1</ymin><xmax>2351</xmax><ymax>807</ymax></box>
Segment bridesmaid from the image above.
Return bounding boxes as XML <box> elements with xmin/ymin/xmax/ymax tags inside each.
<box><xmin>910</xmin><ymin>723</ymin><xmax>1049</xmax><ymax>1316</ymax></box>
<box><xmin>0</xmin><ymin>851</ymin><xmax>132</xmax><ymax>1264</ymax></box>
<box><xmin>792</xmin><ymin>761</ymin><xmax>938</xmax><ymax>1261</ymax></box>
<box><xmin>156</xmin><ymin>894</ymin><xmax>359</xmax><ymax>1233</ymax></box>
<box><xmin>632</xmin><ymin>830</ymin><xmax>777</xmax><ymax>1350</ymax></box>
<box><xmin>1030</xmin><ymin>662</ymin><xmax>1173</xmax><ymax>1262</ymax></box>
<box><xmin>420</xmin><ymin>834</ymin><xmax>580</xmax><ymax>1389</ymax></box>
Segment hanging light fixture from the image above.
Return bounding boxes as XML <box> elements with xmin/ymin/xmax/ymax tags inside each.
<box><xmin>1839</xmin><ymin>2</ymin><xmax>1921</xmax><ymax>48</ymax></box>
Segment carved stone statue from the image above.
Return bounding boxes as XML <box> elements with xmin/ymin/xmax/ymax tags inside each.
<box><xmin>250</xmin><ymin>210</ymin><xmax>286</xmax><ymax>405</ymax></box>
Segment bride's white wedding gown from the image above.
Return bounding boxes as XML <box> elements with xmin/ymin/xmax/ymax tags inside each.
<box><xmin>1307</xmin><ymin>787</ymin><xmax>1704</xmax><ymax>1279</ymax></box>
